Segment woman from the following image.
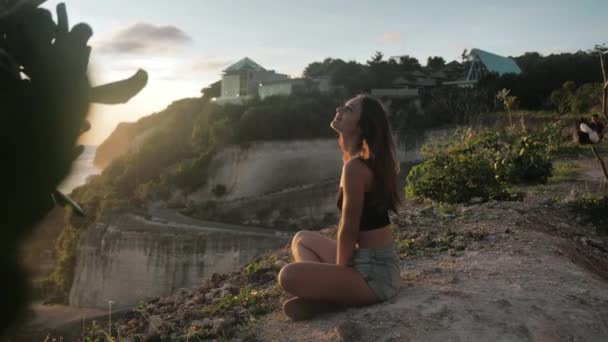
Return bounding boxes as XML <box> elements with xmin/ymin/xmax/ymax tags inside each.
<box><xmin>278</xmin><ymin>94</ymin><xmax>401</xmax><ymax>320</ymax></box>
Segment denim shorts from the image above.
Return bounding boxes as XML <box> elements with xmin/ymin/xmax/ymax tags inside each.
<box><xmin>348</xmin><ymin>242</ymin><xmax>401</xmax><ymax>301</ymax></box>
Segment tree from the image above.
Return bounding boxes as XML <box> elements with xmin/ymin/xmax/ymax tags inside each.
<box><xmin>366</xmin><ymin>51</ymin><xmax>400</xmax><ymax>88</ymax></box>
<box><xmin>303</xmin><ymin>58</ymin><xmax>346</xmax><ymax>79</ymax></box>
<box><xmin>397</xmin><ymin>55</ymin><xmax>422</xmax><ymax>72</ymax></box>
<box><xmin>549</xmin><ymin>81</ymin><xmax>576</xmax><ymax>114</ymax></box>
<box><xmin>332</xmin><ymin>61</ymin><xmax>372</xmax><ymax>94</ymax></box>
<box><xmin>426</xmin><ymin>56</ymin><xmax>446</xmax><ymax>70</ymax></box>
<box><xmin>367</xmin><ymin>51</ymin><xmax>384</xmax><ymax>66</ymax></box>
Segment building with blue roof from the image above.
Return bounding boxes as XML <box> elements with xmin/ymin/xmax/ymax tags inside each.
<box><xmin>444</xmin><ymin>48</ymin><xmax>522</xmax><ymax>87</ymax></box>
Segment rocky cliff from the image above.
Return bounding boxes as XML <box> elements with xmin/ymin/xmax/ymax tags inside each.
<box><xmin>68</xmin><ymin>213</ymin><xmax>289</xmax><ymax>309</ymax></box>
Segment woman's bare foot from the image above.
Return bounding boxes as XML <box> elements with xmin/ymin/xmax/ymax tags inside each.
<box><xmin>282</xmin><ymin>297</ymin><xmax>343</xmax><ymax>321</ymax></box>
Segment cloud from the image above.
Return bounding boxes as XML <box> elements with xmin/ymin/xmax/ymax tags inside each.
<box><xmin>191</xmin><ymin>58</ymin><xmax>233</xmax><ymax>73</ymax></box>
<box><xmin>381</xmin><ymin>31</ymin><xmax>402</xmax><ymax>45</ymax></box>
<box><xmin>97</xmin><ymin>22</ymin><xmax>192</xmax><ymax>55</ymax></box>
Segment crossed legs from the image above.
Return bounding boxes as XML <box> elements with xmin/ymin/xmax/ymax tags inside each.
<box><xmin>278</xmin><ymin>230</ymin><xmax>379</xmax><ymax>320</ymax></box>
<box><xmin>290</xmin><ymin>230</ymin><xmax>337</xmax><ymax>263</ymax></box>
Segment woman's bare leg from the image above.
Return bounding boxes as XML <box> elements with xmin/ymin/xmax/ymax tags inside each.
<box><xmin>291</xmin><ymin>230</ymin><xmax>337</xmax><ymax>264</ymax></box>
<box><xmin>278</xmin><ymin>262</ymin><xmax>379</xmax><ymax>306</ymax></box>
<box><xmin>283</xmin><ymin>231</ymin><xmax>345</xmax><ymax>320</ymax></box>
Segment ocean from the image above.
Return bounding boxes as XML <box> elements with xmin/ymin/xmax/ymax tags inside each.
<box><xmin>58</xmin><ymin>145</ymin><xmax>101</xmax><ymax>194</ymax></box>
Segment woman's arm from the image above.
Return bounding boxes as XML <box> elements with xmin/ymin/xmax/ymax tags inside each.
<box><xmin>336</xmin><ymin>161</ymin><xmax>366</xmax><ymax>266</ymax></box>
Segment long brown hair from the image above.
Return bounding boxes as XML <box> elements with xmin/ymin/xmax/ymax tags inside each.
<box><xmin>340</xmin><ymin>95</ymin><xmax>400</xmax><ymax>212</ymax></box>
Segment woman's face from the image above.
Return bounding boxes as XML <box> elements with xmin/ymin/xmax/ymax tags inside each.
<box><xmin>331</xmin><ymin>96</ymin><xmax>362</xmax><ymax>135</ymax></box>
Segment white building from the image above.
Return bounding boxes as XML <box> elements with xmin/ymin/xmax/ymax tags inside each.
<box><xmin>214</xmin><ymin>57</ymin><xmax>289</xmax><ymax>105</ymax></box>
<box><xmin>258</xmin><ymin>77</ymin><xmax>332</xmax><ymax>100</ymax></box>
<box><xmin>444</xmin><ymin>48</ymin><xmax>522</xmax><ymax>88</ymax></box>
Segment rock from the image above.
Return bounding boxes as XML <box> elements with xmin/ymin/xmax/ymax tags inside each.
<box><xmin>205</xmin><ymin>292</ymin><xmax>214</xmax><ymax>301</ymax></box>
<box><xmin>452</xmin><ymin>235</ymin><xmax>466</xmax><ymax>250</ymax></box>
<box><xmin>586</xmin><ymin>238</ymin><xmax>605</xmax><ymax>250</ymax></box>
<box><xmin>174</xmin><ymin>288</ymin><xmax>190</xmax><ymax>301</ymax></box>
<box><xmin>333</xmin><ymin>321</ymin><xmax>363</xmax><ymax>342</ymax></box>
<box><xmin>379</xmin><ymin>336</ymin><xmax>401</xmax><ymax>342</ymax></box>
<box><xmin>143</xmin><ymin>333</ymin><xmax>162</xmax><ymax>342</ymax></box>
<box><xmin>147</xmin><ymin>315</ymin><xmax>163</xmax><ymax>334</ymax></box>
<box><xmin>415</xmin><ymin>234</ymin><xmax>432</xmax><ymax>247</ymax></box>
<box><xmin>190</xmin><ymin>319</ymin><xmax>212</xmax><ymax>329</ymax></box>
<box><xmin>453</xmin><ymin>241</ymin><xmax>466</xmax><ymax>251</ymax></box>
<box><xmin>158</xmin><ymin>297</ymin><xmax>173</xmax><ymax>306</ymax></box>
<box><xmin>211</xmin><ymin>318</ymin><xmax>228</xmax><ymax>335</ymax></box>
<box><xmin>220</xmin><ymin>282</ymin><xmax>239</xmax><ymax>295</ymax></box>
<box><xmin>273</xmin><ymin>260</ymin><xmax>288</xmax><ymax>270</ymax></box>
<box><xmin>415</xmin><ymin>206</ymin><xmax>434</xmax><ymax>216</ymax></box>
<box><xmin>469</xmin><ymin>197</ymin><xmax>484</xmax><ymax>204</ymax></box>
<box><xmin>202</xmin><ymin>318</ymin><xmax>213</xmax><ymax>328</ymax></box>
<box><xmin>117</xmin><ymin>324</ymin><xmax>130</xmax><ymax>336</ymax></box>
<box><xmin>237</xmin><ymin>308</ymin><xmax>249</xmax><ymax>318</ymax></box>
<box><xmin>146</xmin><ymin>304</ymin><xmax>157</xmax><ymax>312</ymax></box>
<box><xmin>192</xmin><ymin>294</ymin><xmax>205</xmax><ymax>303</ymax></box>
<box><xmin>199</xmin><ymin>279</ymin><xmax>213</xmax><ymax>291</ymax></box>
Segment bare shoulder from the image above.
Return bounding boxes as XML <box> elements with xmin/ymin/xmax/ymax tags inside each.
<box><xmin>343</xmin><ymin>158</ymin><xmax>373</xmax><ymax>187</ymax></box>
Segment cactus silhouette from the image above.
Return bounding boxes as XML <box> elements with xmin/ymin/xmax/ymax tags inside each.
<box><xmin>0</xmin><ymin>0</ymin><xmax>147</xmax><ymax>334</ymax></box>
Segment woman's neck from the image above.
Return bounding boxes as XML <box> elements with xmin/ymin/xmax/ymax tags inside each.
<box><xmin>341</xmin><ymin>134</ymin><xmax>361</xmax><ymax>161</ymax></box>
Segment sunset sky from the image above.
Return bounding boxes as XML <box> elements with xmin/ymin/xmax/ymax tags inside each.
<box><xmin>41</xmin><ymin>0</ymin><xmax>608</xmax><ymax>145</ymax></box>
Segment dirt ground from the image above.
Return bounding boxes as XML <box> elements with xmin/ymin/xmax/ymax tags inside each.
<box><xmin>255</xmin><ymin>158</ymin><xmax>608</xmax><ymax>342</ymax></box>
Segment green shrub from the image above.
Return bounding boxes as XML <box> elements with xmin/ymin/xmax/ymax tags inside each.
<box><xmin>570</xmin><ymin>83</ymin><xmax>602</xmax><ymax>114</ymax></box>
<box><xmin>549</xmin><ymin>81</ymin><xmax>602</xmax><ymax>114</ymax></box>
<box><xmin>406</xmin><ymin>151</ymin><xmax>508</xmax><ymax>203</ymax></box>
<box><xmin>494</xmin><ymin>134</ymin><xmax>553</xmax><ymax>184</ymax></box>
<box><xmin>406</xmin><ymin>125</ymin><xmax>562</xmax><ymax>203</ymax></box>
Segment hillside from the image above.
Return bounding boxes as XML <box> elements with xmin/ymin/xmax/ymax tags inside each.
<box><xmin>21</xmin><ymin>155</ymin><xmax>607</xmax><ymax>341</ymax></box>
<box><xmin>134</xmin><ymin>156</ymin><xmax>608</xmax><ymax>341</ymax></box>
<box><xmin>93</xmin><ymin>98</ymin><xmax>203</xmax><ymax>169</ymax></box>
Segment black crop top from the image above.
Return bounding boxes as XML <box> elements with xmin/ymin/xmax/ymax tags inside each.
<box><xmin>336</xmin><ymin>187</ymin><xmax>391</xmax><ymax>231</ymax></box>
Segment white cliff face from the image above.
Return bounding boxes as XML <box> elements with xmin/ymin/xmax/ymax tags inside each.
<box><xmin>69</xmin><ymin>214</ymin><xmax>288</xmax><ymax>309</ymax></box>
<box><xmin>189</xmin><ymin>139</ymin><xmax>343</xmax><ymax>203</ymax></box>
<box><xmin>184</xmin><ymin>137</ymin><xmax>426</xmax><ymax>228</ymax></box>
<box><xmin>190</xmin><ymin>137</ymin><xmax>424</xmax><ymax>203</ymax></box>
